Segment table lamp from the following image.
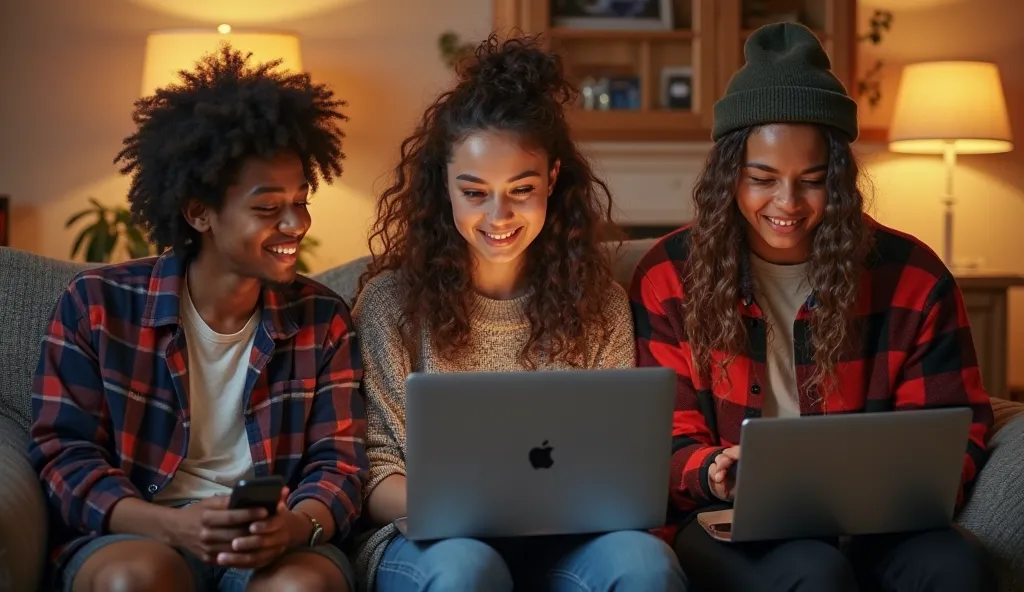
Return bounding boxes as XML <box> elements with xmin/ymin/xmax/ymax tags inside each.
<box><xmin>140</xmin><ymin>25</ymin><xmax>303</xmax><ymax>97</ymax></box>
<box><xmin>887</xmin><ymin>61</ymin><xmax>1014</xmax><ymax>267</ymax></box>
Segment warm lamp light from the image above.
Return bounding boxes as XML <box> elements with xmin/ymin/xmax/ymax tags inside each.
<box><xmin>140</xmin><ymin>27</ymin><xmax>303</xmax><ymax>97</ymax></box>
<box><xmin>888</xmin><ymin>61</ymin><xmax>1014</xmax><ymax>266</ymax></box>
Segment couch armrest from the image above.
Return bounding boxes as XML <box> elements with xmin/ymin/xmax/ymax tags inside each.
<box><xmin>0</xmin><ymin>417</ymin><xmax>47</xmax><ymax>592</ymax></box>
<box><xmin>957</xmin><ymin>413</ymin><xmax>1024</xmax><ymax>592</ymax></box>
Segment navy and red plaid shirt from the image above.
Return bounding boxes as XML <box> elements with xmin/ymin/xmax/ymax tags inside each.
<box><xmin>630</xmin><ymin>218</ymin><xmax>993</xmax><ymax>529</ymax></box>
<box><xmin>28</xmin><ymin>249</ymin><xmax>368</xmax><ymax>574</ymax></box>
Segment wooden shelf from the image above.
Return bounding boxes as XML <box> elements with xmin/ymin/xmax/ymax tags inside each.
<box><xmin>549</xmin><ymin>27</ymin><xmax>696</xmax><ymax>41</ymax></box>
<box><xmin>494</xmin><ymin>0</ymin><xmax>886</xmax><ymax>143</ymax></box>
<box><xmin>857</xmin><ymin>127</ymin><xmax>888</xmax><ymax>144</ymax></box>
<box><xmin>568</xmin><ymin>109</ymin><xmax>711</xmax><ymax>142</ymax></box>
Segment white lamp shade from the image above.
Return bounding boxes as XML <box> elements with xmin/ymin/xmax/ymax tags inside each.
<box><xmin>141</xmin><ymin>29</ymin><xmax>302</xmax><ymax>97</ymax></box>
<box><xmin>888</xmin><ymin>61</ymin><xmax>1013</xmax><ymax>155</ymax></box>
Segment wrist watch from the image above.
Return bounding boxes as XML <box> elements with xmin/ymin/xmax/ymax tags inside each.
<box><xmin>300</xmin><ymin>511</ymin><xmax>324</xmax><ymax>547</ymax></box>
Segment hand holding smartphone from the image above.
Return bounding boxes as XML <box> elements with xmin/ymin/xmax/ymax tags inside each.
<box><xmin>228</xmin><ymin>475</ymin><xmax>286</xmax><ymax>516</ymax></box>
<box><xmin>166</xmin><ymin>479</ymin><xmax>285</xmax><ymax>564</ymax></box>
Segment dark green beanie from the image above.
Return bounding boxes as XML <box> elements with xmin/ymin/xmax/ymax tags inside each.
<box><xmin>712</xmin><ymin>22</ymin><xmax>858</xmax><ymax>142</ymax></box>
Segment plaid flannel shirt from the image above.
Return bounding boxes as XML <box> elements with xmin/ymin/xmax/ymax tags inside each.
<box><xmin>28</xmin><ymin>249</ymin><xmax>368</xmax><ymax>574</ymax></box>
<box><xmin>630</xmin><ymin>219</ymin><xmax>993</xmax><ymax>527</ymax></box>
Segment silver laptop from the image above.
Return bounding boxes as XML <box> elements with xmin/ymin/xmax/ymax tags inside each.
<box><xmin>403</xmin><ymin>367</ymin><xmax>676</xmax><ymax>541</ymax></box>
<box><xmin>698</xmin><ymin>407</ymin><xmax>973</xmax><ymax>543</ymax></box>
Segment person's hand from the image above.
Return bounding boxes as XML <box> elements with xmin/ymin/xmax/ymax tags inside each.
<box><xmin>708</xmin><ymin>446</ymin><xmax>740</xmax><ymax>501</ymax></box>
<box><xmin>167</xmin><ymin>495</ymin><xmax>270</xmax><ymax>563</ymax></box>
<box><xmin>217</xmin><ymin>487</ymin><xmax>303</xmax><ymax>570</ymax></box>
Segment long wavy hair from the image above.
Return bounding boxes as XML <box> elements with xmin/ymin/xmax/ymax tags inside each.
<box><xmin>360</xmin><ymin>33</ymin><xmax>619</xmax><ymax>367</ymax></box>
<box><xmin>684</xmin><ymin>124</ymin><xmax>873</xmax><ymax>395</ymax></box>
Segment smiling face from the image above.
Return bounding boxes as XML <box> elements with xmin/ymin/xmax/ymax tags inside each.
<box><xmin>736</xmin><ymin>124</ymin><xmax>829</xmax><ymax>264</ymax></box>
<box><xmin>185</xmin><ymin>150</ymin><xmax>312</xmax><ymax>285</ymax></box>
<box><xmin>447</xmin><ymin>130</ymin><xmax>558</xmax><ymax>293</ymax></box>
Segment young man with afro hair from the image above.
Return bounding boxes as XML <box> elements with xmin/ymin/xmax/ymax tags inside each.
<box><xmin>29</xmin><ymin>45</ymin><xmax>367</xmax><ymax>592</ymax></box>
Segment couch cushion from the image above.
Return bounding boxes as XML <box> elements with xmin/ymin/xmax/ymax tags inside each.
<box><xmin>0</xmin><ymin>416</ymin><xmax>47</xmax><ymax>592</ymax></box>
<box><xmin>957</xmin><ymin>414</ymin><xmax>1024</xmax><ymax>591</ymax></box>
<box><xmin>313</xmin><ymin>255</ymin><xmax>371</xmax><ymax>306</ymax></box>
<box><xmin>0</xmin><ymin>248</ymin><xmax>92</xmax><ymax>433</ymax></box>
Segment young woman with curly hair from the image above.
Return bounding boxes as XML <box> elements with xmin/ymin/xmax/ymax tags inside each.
<box><xmin>630</xmin><ymin>22</ymin><xmax>994</xmax><ymax>592</ymax></box>
<box><xmin>29</xmin><ymin>45</ymin><xmax>365</xmax><ymax>592</ymax></box>
<box><xmin>351</xmin><ymin>33</ymin><xmax>687</xmax><ymax>592</ymax></box>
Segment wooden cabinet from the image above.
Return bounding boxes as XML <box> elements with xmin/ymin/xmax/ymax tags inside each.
<box><xmin>493</xmin><ymin>0</ymin><xmax>875</xmax><ymax>143</ymax></box>
<box><xmin>957</xmin><ymin>274</ymin><xmax>1024</xmax><ymax>401</ymax></box>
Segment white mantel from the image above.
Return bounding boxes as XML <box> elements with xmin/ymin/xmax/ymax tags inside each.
<box><xmin>581</xmin><ymin>140</ymin><xmax>887</xmax><ymax>227</ymax></box>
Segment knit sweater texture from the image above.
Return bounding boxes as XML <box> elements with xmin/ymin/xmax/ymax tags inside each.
<box><xmin>350</xmin><ymin>270</ymin><xmax>636</xmax><ymax>590</ymax></box>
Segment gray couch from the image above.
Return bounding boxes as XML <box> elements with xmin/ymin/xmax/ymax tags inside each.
<box><xmin>2</xmin><ymin>244</ymin><xmax>1023</xmax><ymax>592</ymax></box>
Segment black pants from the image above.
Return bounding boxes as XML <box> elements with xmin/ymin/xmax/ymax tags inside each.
<box><xmin>674</xmin><ymin>520</ymin><xmax>996</xmax><ymax>592</ymax></box>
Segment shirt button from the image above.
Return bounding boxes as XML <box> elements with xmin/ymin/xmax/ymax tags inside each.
<box><xmin>148</xmin><ymin>484</ymin><xmax>158</xmax><ymax>493</ymax></box>
<box><xmin>750</xmin><ymin>384</ymin><xmax>761</xmax><ymax>394</ymax></box>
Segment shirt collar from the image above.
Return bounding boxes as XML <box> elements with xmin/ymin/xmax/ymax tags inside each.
<box><xmin>141</xmin><ymin>249</ymin><xmax>300</xmax><ymax>339</ymax></box>
<box><xmin>738</xmin><ymin>252</ymin><xmax>820</xmax><ymax>311</ymax></box>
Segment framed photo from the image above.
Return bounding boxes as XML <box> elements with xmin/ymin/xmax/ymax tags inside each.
<box><xmin>660</xmin><ymin>66</ymin><xmax>693</xmax><ymax>110</ymax></box>
<box><xmin>0</xmin><ymin>195</ymin><xmax>8</xmax><ymax>247</ymax></box>
<box><xmin>551</xmin><ymin>0</ymin><xmax>674</xmax><ymax>30</ymax></box>
<box><xmin>607</xmin><ymin>76</ymin><xmax>641</xmax><ymax>110</ymax></box>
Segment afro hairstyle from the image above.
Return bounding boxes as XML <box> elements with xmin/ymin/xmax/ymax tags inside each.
<box><xmin>115</xmin><ymin>43</ymin><xmax>347</xmax><ymax>254</ymax></box>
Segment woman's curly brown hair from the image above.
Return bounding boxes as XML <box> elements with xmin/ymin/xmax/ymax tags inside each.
<box><xmin>684</xmin><ymin>125</ymin><xmax>873</xmax><ymax>395</ymax></box>
<box><xmin>115</xmin><ymin>43</ymin><xmax>347</xmax><ymax>254</ymax></box>
<box><xmin>360</xmin><ymin>32</ymin><xmax>619</xmax><ymax>367</ymax></box>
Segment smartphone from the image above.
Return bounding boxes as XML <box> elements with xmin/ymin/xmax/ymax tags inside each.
<box><xmin>228</xmin><ymin>475</ymin><xmax>285</xmax><ymax>516</ymax></box>
<box><xmin>697</xmin><ymin>508</ymin><xmax>734</xmax><ymax>542</ymax></box>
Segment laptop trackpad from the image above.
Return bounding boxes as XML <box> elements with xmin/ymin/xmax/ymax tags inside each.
<box><xmin>697</xmin><ymin>508</ymin><xmax>734</xmax><ymax>542</ymax></box>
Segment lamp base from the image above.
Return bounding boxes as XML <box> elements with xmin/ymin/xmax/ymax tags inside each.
<box><xmin>942</xmin><ymin>198</ymin><xmax>954</xmax><ymax>268</ymax></box>
<box><xmin>941</xmin><ymin>144</ymin><xmax>957</xmax><ymax>269</ymax></box>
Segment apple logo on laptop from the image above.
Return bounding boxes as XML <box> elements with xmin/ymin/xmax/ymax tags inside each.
<box><xmin>529</xmin><ymin>441</ymin><xmax>554</xmax><ymax>469</ymax></box>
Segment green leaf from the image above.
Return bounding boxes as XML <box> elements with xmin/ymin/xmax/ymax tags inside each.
<box><xmin>69</xmin><ymin>225</ymin><xmax>94</xmax><ymax>260</ymax></box>
<box><xmin>65</xmin><ymin>208</ymin><xmax>99</xmax><ymax>229</ymax></box>
<box><xmin>82</xmin><ymin>233</ymin><xmax>100</xmax><ymax>263</ymax></box>
<box><xmin>85</xmin><ymin>217</ymin><xmax>117</xmax><ymax>263</ymax></box>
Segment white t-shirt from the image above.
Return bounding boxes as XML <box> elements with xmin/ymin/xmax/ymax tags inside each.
<box><xmin>750</xmin><ymin>254</ymin><xmax>812</xmax><ymax>419</ymax></box>
<box><xmin>155</xmin><ymin>279</ymin><xmax>259</xmax><ymax>504</ymax></box>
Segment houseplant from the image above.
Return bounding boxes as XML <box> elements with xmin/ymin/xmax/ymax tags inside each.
<box><xmin>65</xmin><ymin>198</ymin><xmax>154</xmax><ymax>263</ymax></box>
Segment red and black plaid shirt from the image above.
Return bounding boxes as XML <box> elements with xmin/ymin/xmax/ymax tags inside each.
<box><xmin>630</xmin><ymin>218</ymin><xmax>993</xmax><ymax>527</ymax></box>
<box><xmin>29</xmin><ymin>249</ymin><xmax>367</xmax><ymax>577</ymax></box>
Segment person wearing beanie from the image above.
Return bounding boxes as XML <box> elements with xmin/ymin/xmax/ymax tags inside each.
<box><xmin>630</xmin><ymin>22</ymin><xmax>994</xmax><ymax>592</ymax></box>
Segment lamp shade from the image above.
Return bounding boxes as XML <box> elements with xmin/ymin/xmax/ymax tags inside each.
<box><xmin>888</xmin><ymin>61</ymin><xmax>1013</xmax><ymax>155</ymax></box>
<box><xmin>141</xmin><ymin>28</ymin><xmax>302</xmax><ymax>97</ymax></box>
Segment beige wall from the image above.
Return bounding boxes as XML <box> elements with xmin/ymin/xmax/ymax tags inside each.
<box><xmin>1</xmin><ymin>0</ymin><xmax>1022</xmax><ymax>384</ymax></box>
<box><xmin>0</xmin><ymin>0</ymin><xmax>491</xmax><ymax>271</ymax></box>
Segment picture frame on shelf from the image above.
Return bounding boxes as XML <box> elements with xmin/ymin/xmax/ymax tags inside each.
<box><xmin>608</xmin><ymin>76</ymin><xmax>642</xmax><ymax>110</ymax></box>
<box><xmin>0</xmin><ymin>195</ymin><xmax>9</xmax><ymax>247</ymax></box>
<box><xmin>551</xmin><ymin>0</ymin><xmax>674</xmax><ymax>30</ymax></box>
<box><xmin>660</xmin><ymin>66</ymin><xmax>693</xmax><ymax>110</ymax></box>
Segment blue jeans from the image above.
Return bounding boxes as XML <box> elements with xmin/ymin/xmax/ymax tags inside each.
<box><xmin>376</xmin><ymin>529</ymin><xmax>688</xmax><ymax>591</ymax></box>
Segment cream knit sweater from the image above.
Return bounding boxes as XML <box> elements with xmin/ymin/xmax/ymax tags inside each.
<box><xmin>351</xmin><ymin>270</ymin><xmax>636</xmax><ymax>590</ymax></box>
